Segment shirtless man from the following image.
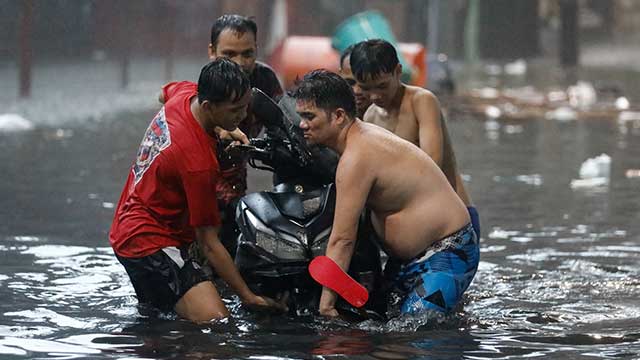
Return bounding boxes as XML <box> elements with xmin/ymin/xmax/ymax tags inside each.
<box><xmin>338</xmin><ymin>45</ymin><xmax>371</xmax><ymax>118</ymax></box>
<box><xmin>350</xmin><ymin>39</ymin><xmax>480</xmax><ymax>237</ymax></box>
<box><xmin>292</xmin><ymin>70</ymin><xmax>479</xmax><ymax>316</ymax></box>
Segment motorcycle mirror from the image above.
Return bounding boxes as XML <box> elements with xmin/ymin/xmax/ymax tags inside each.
<box><xmin>250</xmin><ymin>88</ymin><xmax>313</xmax><ymax>166</ymax></box>
<box><xmin>250</xmin><ymin>88</ymin><xmax>284</xmax><ymax>130</ymax></box>
<box><xmin>278</xmin><ymin>95</ymin><xmax>302</xmax><ymax>127</ymax></box>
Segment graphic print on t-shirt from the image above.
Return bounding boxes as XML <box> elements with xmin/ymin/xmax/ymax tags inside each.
<box><xmin>133</xmin><ymin>108</ymin><xmax>171</xmax><ymax>184</ymax></box>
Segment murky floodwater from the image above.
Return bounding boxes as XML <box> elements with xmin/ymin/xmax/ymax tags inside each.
<box><xmin>2</xmin><ymin>82</ymin><xmax>640</xmax><ymax>358</ymax></box>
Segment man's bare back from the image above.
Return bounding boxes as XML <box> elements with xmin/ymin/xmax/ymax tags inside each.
<box><xmin>337</xmin><ymin>121</ymin><xmax>469</xmax><ymax>260</ymax></box>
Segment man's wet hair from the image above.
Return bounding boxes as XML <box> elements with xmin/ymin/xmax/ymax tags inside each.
<box><xmin>197</xmin><ymin>58</ymin><xmax>250</xmax><ymax>104</ymax></box>
<box><xmin>291</xmin><ymin>70</ymin><xmax>356</xmax><ymax>119</ymax></box>
<box><xmin>339</xmin><ymin>44</ymin><xmax>356</xmax><ymax>70</ymax></box>
<box><xmin>350</xmin><ymin>39</ymin><xmax>399</xmax><ymax>81</ymax></box>
<box><xmin>210</xmin><ymin>14</ymin><xmax>257</xmax><ymax>46</ymax></box>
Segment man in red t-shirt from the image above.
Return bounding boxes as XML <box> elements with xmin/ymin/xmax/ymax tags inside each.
<box><xmin>110</xmin><ymin>59</ymin><xmax>284</xmax><ymax>322</ymax></box>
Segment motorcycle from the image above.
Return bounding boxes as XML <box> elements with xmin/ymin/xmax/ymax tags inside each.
<box><xmin>231</xmin><ymin>88</ymin><xmax>386</xmax><ymax>319</ymax></box>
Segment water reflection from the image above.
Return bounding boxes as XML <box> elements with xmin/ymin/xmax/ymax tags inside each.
<box><xmin>310</xmin><ymin>330</ymin><xmax>373</xmax><ymax>356</ymax></box>
<box><xmin>1</xmin><ymin>94</ymin><xmax>640</xmax><ymax>358</ymax></box>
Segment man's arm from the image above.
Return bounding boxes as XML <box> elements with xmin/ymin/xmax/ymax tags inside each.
<box><xmin>413</xmin><ymin>90</ymin><xmax>444</xmax><ymax>166</ymax></box>
<box><xmin>158</xmin><ymin>81</ymin><xmax>194</xmax><ymax>105</ymax></box>
<box><xmin>215</xmin><ymin>127</ymin><xmax>249</xmax><ymax>145</ymax></box>
<box><xmin>319</xmin><ymin>150</ymin><xmax>373</xmax><ymax>316</ymax></box>
<box><xmin>195</xmin><ymin>226</ymin><xmax>283</xmax><ymax>310</ymax></box>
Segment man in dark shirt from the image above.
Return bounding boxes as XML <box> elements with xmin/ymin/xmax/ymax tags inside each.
<box><xmin>207</xmin><ymin>14</ymin><xmax>284</xmax><ymax>255</ymax></box>
<box><xmin>338</xmin><ymin>44</ymin><xmax>372</xmax><ymax>119</ymax></box>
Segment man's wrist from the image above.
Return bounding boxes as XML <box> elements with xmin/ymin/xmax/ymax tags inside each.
<box><xmin>319</xmin><ymin>297</ymin><xmax>336</xmax><ymax>313</ymax></box>
<box><xmin>240</xmin><ymin>292</ymin><xmax>259</xmax><ymax>305</ymax></box>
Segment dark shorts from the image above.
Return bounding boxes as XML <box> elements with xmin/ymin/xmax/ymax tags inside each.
<box><xmin>116</xmin><ymin>246</ymin><xmax>210</xmax><ymax>312</ymax></box>
<box><xmin>395</xmin><ymin>223</ymin><xmax>479</xmax><ymax>314</ymax></box>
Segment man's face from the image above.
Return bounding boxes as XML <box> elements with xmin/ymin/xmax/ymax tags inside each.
<box><xmin>356</xmin><ymin>66</ymin><xmax>401</xmax><ymax>109</ymax></box>
<box><xmin>339</xmin><ymin>55</ymin><xmax>371</xmax><ymax>117</ymax></box>
<box><xmin>296</xmin><ymin>100</ymin><xmax>334</xmax><ymax>146</ymax></box>
<box><xmin>209</xmin><ymin>29</ymin><xmax>257</xmax><ymax>75</ymax></box>
<box><xmin>205</xmin><ymin>90</ymin><xmax>251</xmax><ymax>132</ymax></box>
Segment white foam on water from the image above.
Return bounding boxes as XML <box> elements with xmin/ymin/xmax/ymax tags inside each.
<box><xmin>0</xmin><ymin>344</ymin><xmax>27</xmax><ymax>356</ymax></box>
<box><xmin>0</xmin><ymin>113</ymin><xmax>34</xmax><ymax>132</ymax></box>
<box><xmin>0</xmin><ymin>336</ymin><xmax>101</xmax><ymax>354</ymax></box>
<box><xmin>12</xmin><ymin>236</ymin><xmax>41</xmax><ymax>242</ymax></box>
<box><xmin>21</xmin><ymin>245</ymin><xmax>93</xmax><ymax>258</ymax></box>
<box><xmin>516</xmin><ymin>174</ymin><xmax>543</xmax><ymax>186</ymax></box>
<box><xmin>488</xmin><ymin>228</ymin><xmax>520</xmax><ymax>239</ymax></box>
<box><xmin>4</xmin><ymin>308</ymin><xmax>96</xmax><ymax>329</ymax></box>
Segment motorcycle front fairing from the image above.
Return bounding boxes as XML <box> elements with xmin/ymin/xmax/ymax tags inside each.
<box><xmin>235</xmin><ymin>183</ymin><xmax>335</xmax><ymax>276</ymax></box>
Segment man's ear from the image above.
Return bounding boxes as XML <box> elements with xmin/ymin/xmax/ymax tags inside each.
<box><xmin>201</xmin><ymin>99</ymin><xmax>212</xmax><ymax>112</ymax></box>
<box><xmin>334</xmin><ymin>108</ymin><xmax>347</xmax><ymax>125</ymax></box>
<box><xmin>394</xmin><ymin>63</ymin><xmax>402</xmax><ymax>77</ymax></box>
<box><xmin>208</xmin><ymin>43</ymin><xmax>216</xmax><ymax>61</ymax></box>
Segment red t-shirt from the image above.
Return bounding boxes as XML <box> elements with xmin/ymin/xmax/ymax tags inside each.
<box><xmin>109</xmin><ymin>81</ymin><xmax>221</xmax><ymax>258</ymax></box>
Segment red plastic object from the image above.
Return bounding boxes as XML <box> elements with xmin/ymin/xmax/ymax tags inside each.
<box><xmin>269</xmin><ymin>36</ymin><xmax>427</xmax><ymax>89</ymax></box>
<box><xmin>308</xmin><ymin>256</ymin><xmax>369</xmax><ymax>308</ymax></box>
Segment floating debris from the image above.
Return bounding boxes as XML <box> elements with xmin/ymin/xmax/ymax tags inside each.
<box><xmin>0</xmin><ymin>114</ymin><xmax>34</xmax><ymax>132</ymax></box>
<box><xmin>571</xmin><ymin>154</ymin><xmax>611</xmax><ymax>189</ymax></box>
<box><xmin>545</xmin><ymin>106</ymin><xmax>577</xmax><ymax>122</ymax></box>
<box><xmin>626</xmin><ymin>169</ymin><xmax>640</xmax><ymax>178</ymax></box>
<box><xmin>579</xmin><ymin>154</ymin><xmax>611</xmax><ymax>179</ymax></box>
<box><xmin>453</xmin><ymin>81</ymin><xmax>637</xmax><ymax>123</ymax></box>
<box><xmin>570</xmin><ymin>177</ymin><xmax>609</xmax><ymax>189</ymax></box>
<box><xmin>504</xmin><ymin>59</ymin><xmax>527</xmax><ymax>76</ymax></box>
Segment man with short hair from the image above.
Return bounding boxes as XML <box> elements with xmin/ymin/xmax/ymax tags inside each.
<box><xmin>110</xmin><ymin>59</ymin><xmax>284</xmax><ymax>322</ymax></box>
<box><xmin>350</xmin><ymin>39</ymin><xmax>479</xmax><ymax>237</ymax></box>
<box><xmin>207</xmin><ymin>14</ymin><xmax>284</xmax><ymax>254</ymax></box>
<box><xmin>338</xmin><ymin>44</ymin><xmax>371</xmax><ymax>118</ymax></box>
<box><xmin>292</xmin><ymin>70</ymin><xmax>479</xmax><ymax>316</ymax></box>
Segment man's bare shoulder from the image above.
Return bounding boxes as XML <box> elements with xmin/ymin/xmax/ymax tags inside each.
<box><xmin>407</xmin><ymin>86</ymin><xmax>439</xmax><ymax>107</ymax></box>
<box><xmin>407</xmin><ymin>86</ymin><xmax>441</xmax><ymax>126</ymax></box>
<box><xmin>362</xmin><ymin>104</ymin><xmax>385</xmax><ymax>122</ymax></box>
<box><xmin>341</xmin><ymin>123</ymin><xmax>383</xmax><ymax>158</ymax></box>
<box><xmin>336</xmin><ymin>141</ymin><xmax>369</xmax><ymax>181</ymax></box>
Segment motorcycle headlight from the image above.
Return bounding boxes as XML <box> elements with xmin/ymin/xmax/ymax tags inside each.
<box><xmin>256</xmin><ymin>230</ymin><xmax>306</xmax><ymax>260</ymax></box>
<box><xmin>245</xmin><ymin>209</ymin><xmax>307</xmax><ymax>260</ymax></box>
<box><xmin>310</xmin><ymin>226</ymin><xmax>331</xmax><ymax>257</ymax></box>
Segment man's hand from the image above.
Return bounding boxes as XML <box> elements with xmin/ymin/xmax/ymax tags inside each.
<box><xmin>215</xmin><ymin>127</ymin><xmax>249</xmax><ymax>146</ymax></box>
<box><xmin>242</xmin><ymin>293</ymin><xmax>288</xmax><ymax>313</ymax></box>
<box><xmin>319</xmin><ymin>305</ymin><xmax>339</xmax><ymax>318</ymax></box>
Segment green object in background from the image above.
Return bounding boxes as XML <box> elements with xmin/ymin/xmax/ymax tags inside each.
<box><xmin>464</xmin><ymin>0</ymin><xmax>480</xmax><ymax>64</ymax></box>
<box><xmin>332</xmin><ymin>10</ymin><xmax>413</xmax><ymax>83</ymax></box>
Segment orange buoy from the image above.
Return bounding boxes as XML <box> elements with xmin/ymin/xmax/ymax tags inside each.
<box><xmin>269</xmin><ymin>36</ymin><xmax>427</xmax><ymax>89</ymax></box>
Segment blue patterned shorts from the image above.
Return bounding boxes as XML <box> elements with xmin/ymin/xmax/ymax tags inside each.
<box><xmin>395</xmin><ymin>223</ymin><xmax>479</xmax><ymax>314</ymax></box>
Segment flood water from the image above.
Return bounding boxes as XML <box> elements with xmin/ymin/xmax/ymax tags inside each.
<box><xmin>1</xmin><ymin>68</ymin><xmax>640</xmax><ymax>358</ymax></box>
